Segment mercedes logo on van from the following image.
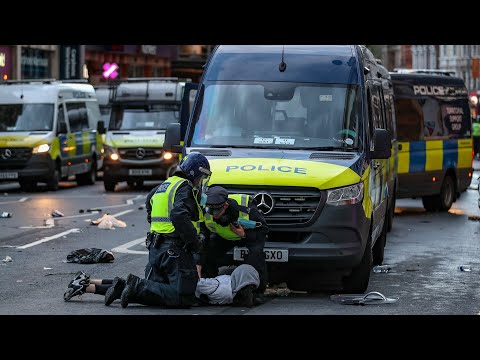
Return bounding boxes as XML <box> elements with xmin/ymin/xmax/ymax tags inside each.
<box><xmin>1</xmin><ymin>149</ymin><xmax>12</xmax><ymax>159</ymax></box>
<box><xmin>136</xmin><ymin>148</ymin><xmax>146</xmax><ymax>159</ymax></box>
<box><xmin>254</xmin><ymin>192</ymin><xmax>274</xmax><ymax>215</ymax></box>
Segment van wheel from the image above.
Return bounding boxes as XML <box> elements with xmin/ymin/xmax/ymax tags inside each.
<box><xmin>387</xmin><ymin>193</ymin><xmax>396</xmax><ymax>232</ymax></box>
<box><xmin>104</xmin><ymin>177</ymin><xmax>116</xmax><ymax>192</ymax></box>
<box><xmin>19</xmin><ymin>180</ymin><xmax>37</xmax><ymax>192</ymax></box>
<box><xmin>46</xmin><ymin>169</ymin><xmax>59</xmax><ymax>191</ymax></box>
<box><xmin>372</xmin><ymin>216</ymin><xmax>387</xmax><ymax>266</ymax></box>
<box><xmin>422</xmin><ymin>175</ymin><xmax>455</xmax><ymax>212</ymax></box>
<box><xmin>76</xmin><ymin>160</ymin><xmax>96</xmax><ymax>186</ymax></box>
<box><xmin>422</xmin><ymin>195</ymin><xmax>438</xmax><ymax>212</ymax></box>
<box><xmin>341</xmin><ymin>226</ymin><xmax>372</xmax><ymax>293</ymax></box>
<box><xmin>438</xmin><ymin>175</ymin><xmax>454</xmax><ymax>211</ymax></box>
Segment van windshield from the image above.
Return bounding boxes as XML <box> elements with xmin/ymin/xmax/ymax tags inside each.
<box><xmin>109</xmin><ymin>104</ymin><xmax>180</xmax><ymax>131</ymax></box>
<box><xmin>0</xmin><ymin>104</ymin><xmax>54</xmax><ymax>132</ymax></box>
<box><xmin>191</xmin><ymin>82</ymin><xmax>362</xmax><ymax>150</ymax></box>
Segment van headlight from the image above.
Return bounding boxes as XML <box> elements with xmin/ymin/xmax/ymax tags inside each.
<box><xmin>104</xmin><ymin>145</ymin><xmax>119</xmax><ymax>161</ymax></box>
<box><xmin>326</xmin><ymin>182</ymin><xmax>364</xmax><ymax>206</ymax></box>
<box><xmin>32</xmin><ymin>144</ymin><xmax>50</xmax><ymax>154</ymax></box>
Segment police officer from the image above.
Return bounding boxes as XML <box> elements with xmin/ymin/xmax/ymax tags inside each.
<box><xmin>473</xmin><ymin>117</ymin><xmax>480</xmax><ymax>159</ymax></box>
<box><xmin>198</xmin><ymin>186</ymin><xmax>268</xmax><ymax>304</ymax></box>
<box><xmin>105</xmin><ymin>152</ymin><xmax>211</xmax><ymax>308</ymax></box>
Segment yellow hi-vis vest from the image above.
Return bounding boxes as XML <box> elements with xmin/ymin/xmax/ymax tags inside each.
<box><xmin>150</xmin><ymin>176</ymin><xmax>202</xmax><ymax>234</ymax></box>
<box><xmin>204</xmin><ymin>194</ymin><xmax>250</xmax><ymax>241</ymax></box>
<box><xmin>473</xmin><ymin>122</ymin><xmax>480</xmax><ymax>137</ymax></box>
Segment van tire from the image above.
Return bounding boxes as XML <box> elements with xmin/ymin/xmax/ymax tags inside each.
<box><xmin>341</xmin><ymin>225</ymin><xmax>372</xmax><ymax>293</ymax></box>
<box><xmin>372</xmin><ymin>216</ymin><xmax>387</xmax><ymax>266</ymax></box>
<box><xmin>46</xmin><ymin>169</ymin><xmax>59</xmax><ymax>191</ymax></box>
<box><xmin>387</xmin><ymin>193</ymin><xmax>396</xmax><ymax>232</ymax></box>
<box><xmin>438</xmin><ymin>175</ymin><xmax>455</xmax><ymax>211</ymax></box>
<box><xmin>422</xmin><ymin>175</ymin><xmax>455</xmax><ymax>212</ymax></box>
<box><xmin>76</xmin><ymin>160</ymin><xmax>96</xmax><ymax>186</ymax></box>
<box><xmin>19</xmin><ymin>180</ymin><xmax>37</xmax><ymax>192</ymax></box>
<box><xmin>104</xmin><ymin>177</ymin><xmax>116</xmax><ymax>192</ymax></box>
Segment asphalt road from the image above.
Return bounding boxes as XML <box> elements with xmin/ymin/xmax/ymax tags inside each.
<box><xmin>0</xmin><ymin>163</ymin><xmax>479</xmax><ymax>315</ymax></box>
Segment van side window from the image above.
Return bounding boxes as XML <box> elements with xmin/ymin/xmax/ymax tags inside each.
<box><xmin>57</xmin><ymin>104</ymin><xmax>67</xmax><ymax>133</ymax></box>
<box><xmin>395</xmin><ymin>98</ymin><xmax>424</xmax><ymax>141</ymax></box>
<box><xmin>66</xmin><ymin>102</ymin><xmax>89</xmax><ymax>133</ymax></box>
<box><xmin>384</xmin><ymin>95</ymin><xmax>397</xmax><ymax>141</ymax></box>
<box><xmin>370</xmin><ymin>84</ymin><xmax>385</xmax><ymax>129</ymax></box>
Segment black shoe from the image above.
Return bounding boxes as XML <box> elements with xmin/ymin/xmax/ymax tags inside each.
<box><xmin>104</xmin><ymin>277</ymin><xmax>126</xmax><ymax>306</ymax></box>
<box><xmin>64</xmin><ymin>271</ymin><xmax>90</xmax><ymax>301</ymax></box>
<box><xmin>120</xmin><ymin>274</ymin><xmax>141</xmax><ymax>308</ymax></box>
<box><xmin>232</xmin><ymin>284</ymin><xmax>255</xmax><ymax>307</ymax></box>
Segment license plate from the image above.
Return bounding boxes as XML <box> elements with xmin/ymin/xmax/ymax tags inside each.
<box><xmin>129</xmin><ymin>169</ymin><xmax>152</xmax><ymax>176</ymax></box>
<box><xmin>0</xmin><ymin>172</ymin><xmax>18</xmax><ymax>179</ymax></box>
<box><xmin>233</xmin><ymin>247</ymin><xmax>288</xmax><ymax>263</ymax></box>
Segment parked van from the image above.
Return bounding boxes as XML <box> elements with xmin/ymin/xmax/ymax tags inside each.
<box><xmin>390</xmin><ymin>71</ymin><xmax>473</xmax><ymax>211</ymax></box>
<box><xmin>164</xmin><ymin>45</ymin><xmax>393</xmax><ymax>292</ymax></box>
<box><xmin>102</xmin><ymin>77</ymin><xmax>189</xmax><ymax>191</ymax></box>
<box><xmin>0</xmin><ymin>79</ymin><xmax>103</xmax><ymax>191</ymax></box>
<box><xmin>94</xmin><ymin>85</ymin><xmax>113</xmax><ymax>128</ymax></box>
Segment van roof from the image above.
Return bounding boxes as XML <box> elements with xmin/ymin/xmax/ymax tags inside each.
<box><xmin>0</xmin><ymin>81</ymin><xmax>96</xmax><ymax>104</ymax></box>
<box><xmin>390</xmin><ymin>72</ymin><xmax>466</xmax><ymax>86</ymax></box>
<box><xmin>206</xmin><ymin>45</ymin><xmax>362</xmax><ymax>85</ymax></box>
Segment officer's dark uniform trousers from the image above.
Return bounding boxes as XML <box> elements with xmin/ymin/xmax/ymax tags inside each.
<box><xmin>139</xmin><ymin>238</ymin><xmax>197</xmax><ymax>308</ymax></box>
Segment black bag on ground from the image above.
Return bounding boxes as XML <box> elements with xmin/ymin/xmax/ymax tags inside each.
<box><xmin>66</xmin><ymin>248</ymin><xmax>115</xmax><ymax>264</ymax></box>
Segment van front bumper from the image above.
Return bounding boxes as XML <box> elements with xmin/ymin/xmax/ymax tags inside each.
<box><xmin>0</xmin><ymin>153</ymin><xmax>55</xmax><ymax>182</ymax></box>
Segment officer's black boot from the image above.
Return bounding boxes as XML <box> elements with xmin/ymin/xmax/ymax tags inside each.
<box><xmin>120</xmin><ymin>274</ymin><xmax>143</xmax><ymax>308</ymax></box>
<box><xmin>104</xmin><ymin>277</ymin><xmax>126</xmax><ymax>306</ymax></box>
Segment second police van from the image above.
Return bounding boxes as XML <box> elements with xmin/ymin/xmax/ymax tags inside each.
<box><xmin>0</xmin><ymin>79</ymin><xmax>103</xmax><ymax>191</ymax></box>
<box><xmin>101</xmin><ymin>78</ymin><xmax>189</xmax><ymax>191</ymax></box>
<box><xmin>390</xmin><ymin>70</ymin><xmax>473</xmax><ymax>211</ymax></box>
<box><xmin>165</xmin><ymin>45</ymin><xmax>394</xmax><ymax>292</ymax></box>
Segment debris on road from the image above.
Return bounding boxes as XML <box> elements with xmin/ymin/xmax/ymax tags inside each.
<box><xmin>264</xmin><ymin>282</ymin><xmax>308</xmax><ymax>297</ymax></box>
<box><xmin>43</xmin><ymin>267</ymin><xmax>52</xmax><ymax>270</ymax></box>
<box><xmin>91</xmin><ymin>214</ymin><xmax>127</xmax><ymax>229</ymax></box>
<box><xmin>87</xmin><ymin>208</ymin><xmax>102</xmax><ymax>212</ymax></box>
<box><xmin>79</xmin><ymin>209</ymin><xmax>85</xmax><ymax>213</ymax></box>
<box><xmin>2</xmin><ymin>256</ymin><xmax>12</xmax><ymax>262</ymax></box>
<box><xmin>468</xmin><ymin>215</ymin><xmax>480</xmax><ymax>221</ymax></box>
<box><xmin>51</xmin><ymin>210</ymin><xmax>65</xmax><ymax>217</ymax></box>
<box><xmin>138</xmin><ymin>206</ymin><xmax>145</xmax><ymax>210</ymax></box>
<box><xmin>331</xmin><ymin>291</ymin><xmax>398</xmax><ymax>305</ymax></box>
<box><xmin>373</xmin><ymin>265</ymin><xmax>392</xmax><ymax>273</ymax></box>
<box><xmin>66</xmin><ymin>248</ymin><xmax>115</xmax><ymax>264</ymax></box>
<box><xmin>1</xmin><ymin>212</ymin><xmax>12</xmax><ymax>218</ymax></box>
<box><xmin>458</xmin><ymin>265</ymin><xmax>472</xmax><ymax>272</ymax></box>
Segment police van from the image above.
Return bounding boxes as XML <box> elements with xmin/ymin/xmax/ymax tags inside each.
<box><xmin>164</xmin><ymin>45</ymin><xmax>393</xmax><ymax>292</ymax></box>
<box><xmin>390</xmin><ymin>71</ymin><xmax>473</xmax><ymax>211</ymax></box>
<box><xmin>102</xmin><ymin>78</ymin><xmax>189</xmax><ymax>191</ymax></box>
<box><xmin>0</xmin><ymin>79</ymin><xmax>103</xmax><ymax>191</ymax></box>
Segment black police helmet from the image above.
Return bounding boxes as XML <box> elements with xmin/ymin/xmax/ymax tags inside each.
<box><xmin>178</xmin><ymin>152</ymin><xmax>211</xmax><ymax>183</ymax></box>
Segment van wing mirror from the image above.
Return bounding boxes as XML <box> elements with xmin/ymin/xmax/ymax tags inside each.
<box><xmin>371</xmin><ymin>128</ymin><xmax>391</xmax><ymax>159</ymax></box>
<box><xmin>164</xmin><ymin>123</ymin><xmax>183</xmax><ymax>153</ymax></box>
<box><xmin>97</xmin><ymin>120</ymin><xmax>106</xmax><ymax>134</ymax></box>
<box><xmin>58</xmin><ymin>122</ymin><xmax>68</xmax><ymax>134</ymax></box>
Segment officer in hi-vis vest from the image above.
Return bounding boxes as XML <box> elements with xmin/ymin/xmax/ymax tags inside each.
<box><xmin>105</xmin><ymin>153</ymin><xmax>211</xmax><ymax>309</ymax></box>
<box><xmin>199</xmin><ymin>186</ymin><xmax>268</xmax><ymax>304</ymax></box>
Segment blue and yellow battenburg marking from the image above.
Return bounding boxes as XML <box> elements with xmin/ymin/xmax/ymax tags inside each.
<box><xmin>398</xmin><ymin>138</ymin><xmax>472</xmax><ymax>174</ymax></box>
<box><xmin>59</xmin><ymin>131</ymin><xmax>97</xmax><ymax>158</ymax></box>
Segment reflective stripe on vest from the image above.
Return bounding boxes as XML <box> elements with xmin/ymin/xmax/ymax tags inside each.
<box><xmin>205</xmin><ymin>194</ymin><xmax>250</xmax><ymax>241</ymax></box>
<box><xmin>150</xmin><ymin>177</ymin><xmax>203</xmax><ymax>235</ymax></box>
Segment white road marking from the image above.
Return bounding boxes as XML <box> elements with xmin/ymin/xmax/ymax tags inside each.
<box><xmin>17</xmin><ymin>228</ymin><xmax>80</xmax><ymax>249</ymax></box>
<box><xmin>0</xmin><ymin>197</ymin><xmax>28</xmax><ymax>205</ymax></box>
<box><xmin>111</xmin><ymin>237</ymin><xmax>148</xmax><ymax>255</ymax></box>
<box><xmin>18</xmin><ymin>208</ymin><xmax>133</xmax><ymax>229</ymax></box>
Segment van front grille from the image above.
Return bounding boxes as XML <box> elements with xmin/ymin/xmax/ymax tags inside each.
<box><xmin>216</xmin><ymin>185</ymin><xmax>326</xmax><ymax>228</ymax></box>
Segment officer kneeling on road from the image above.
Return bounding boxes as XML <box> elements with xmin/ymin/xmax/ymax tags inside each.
<box><xmin>198</xmin><ymin>186</ymin><xmax>268</xmax><ymax>305</ymax></box>
<box><xmin>104</xmin><ymin>153</ymin><xmax>211</xmax><ymax>308</ymax></box>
